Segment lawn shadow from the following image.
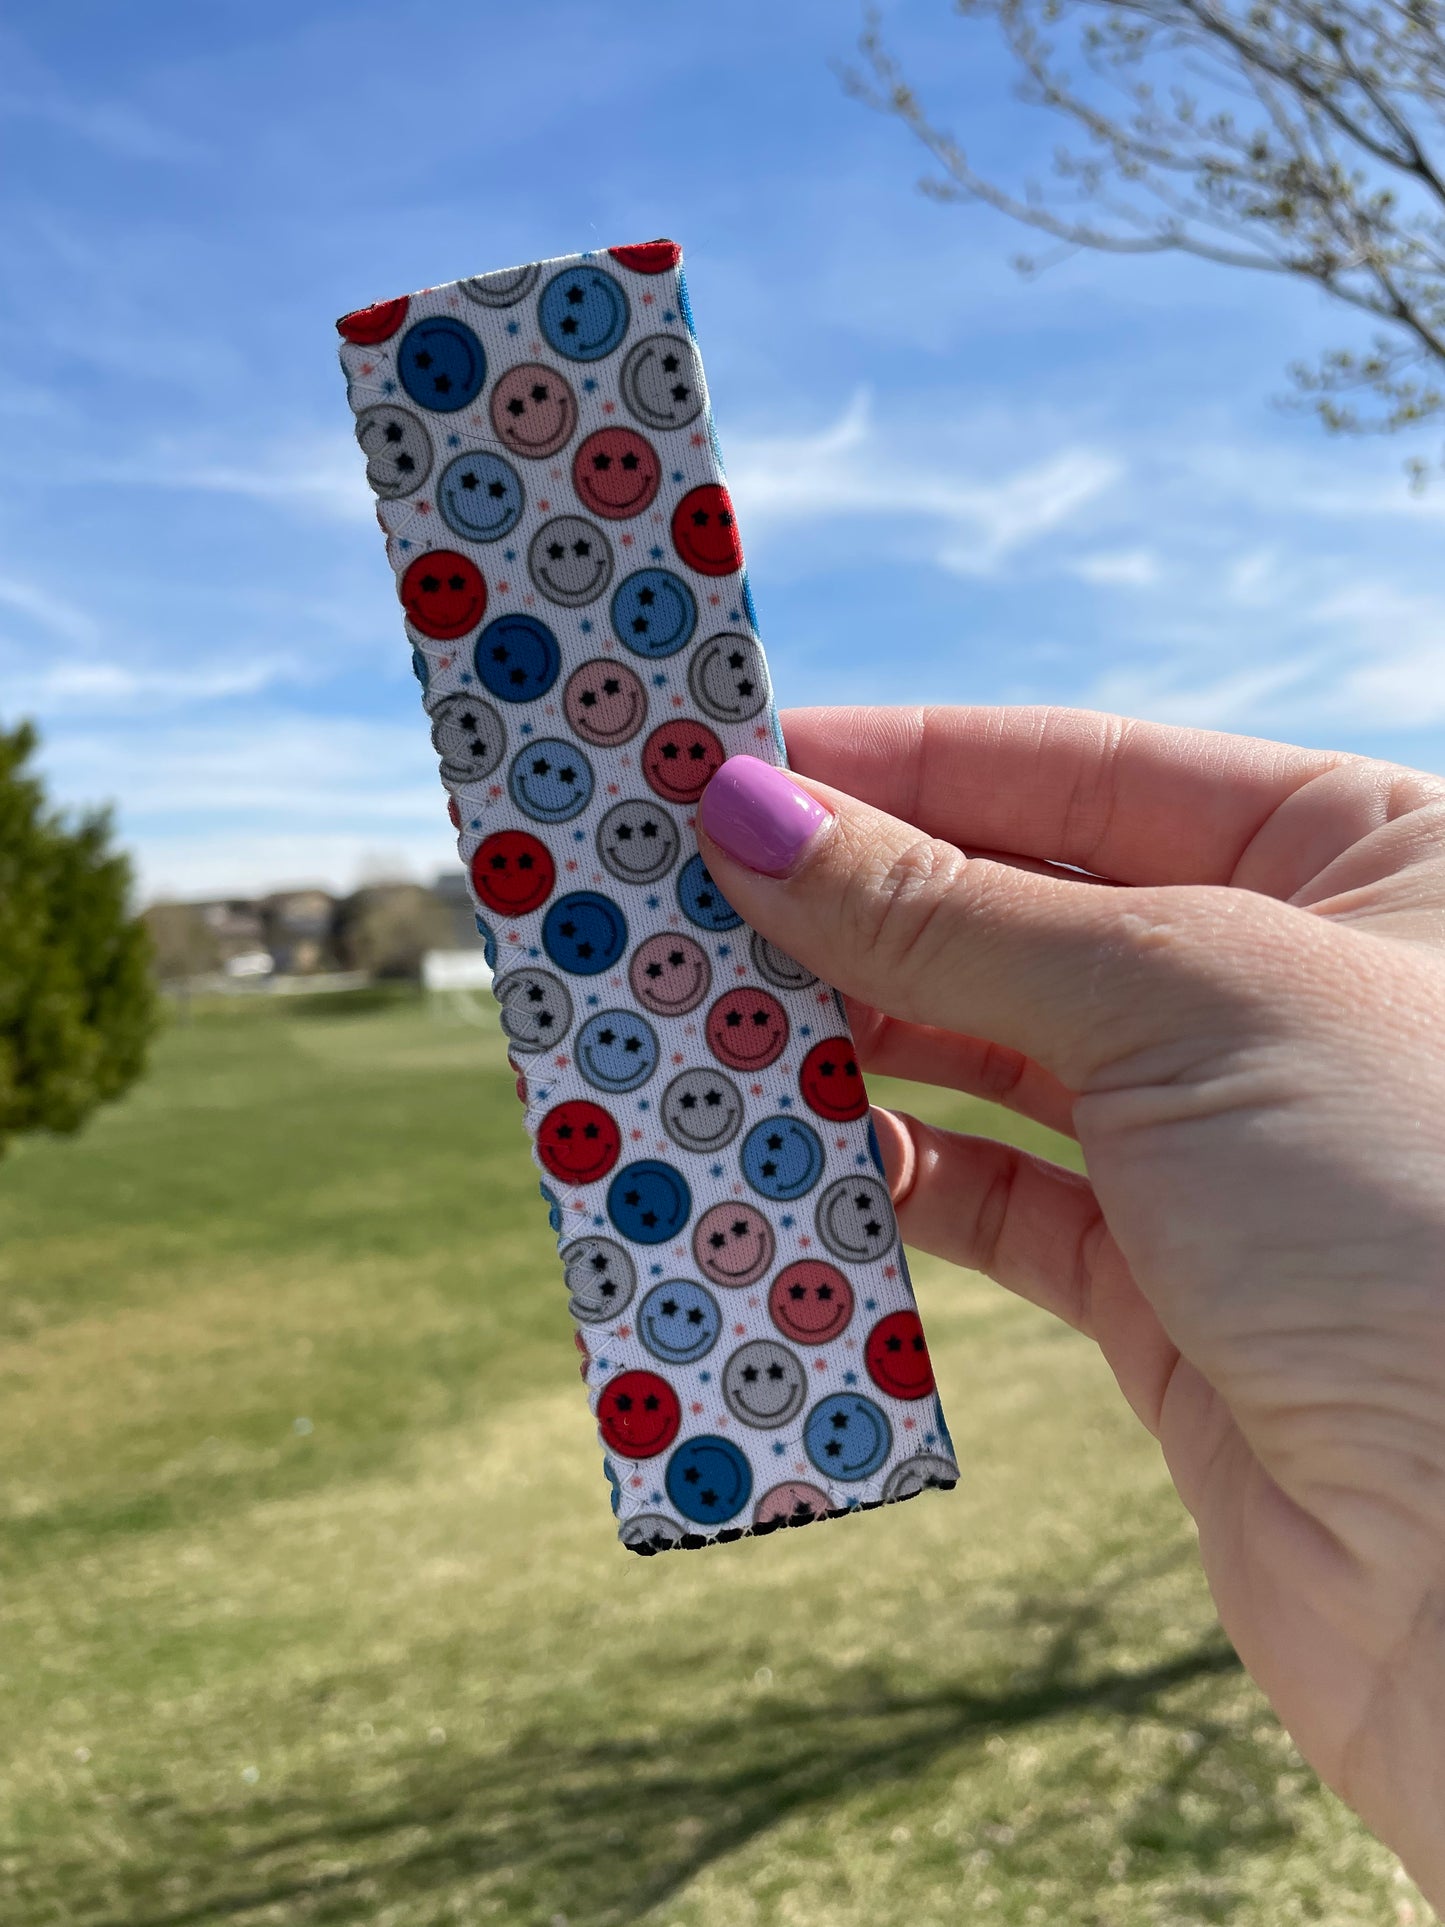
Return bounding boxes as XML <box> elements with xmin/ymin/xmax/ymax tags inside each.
<box><xmin>53</xmin><ymin>1561</ymin><xmax>1286</xmax><ymax>1927</ymax></box>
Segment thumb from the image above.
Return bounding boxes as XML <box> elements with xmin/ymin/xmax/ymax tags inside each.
<box><xmin>696</xmin><ymin>754</ymin><xmax>1297</xmax><ymax>1091</ymax></box>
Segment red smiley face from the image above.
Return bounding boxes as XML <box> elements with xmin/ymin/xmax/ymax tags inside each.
<box><xmin>596</xmin><ymin>1369</ymin><xmax>681</xmax><ymax>1458</ymax></box>
<box><xmin>337</xmin><ymin>295</ymin><xmax>409</xmax><ymax>344</ymax></box>
<box><xmin>671</xmin><ymin>484</ymin><xmax>743</xmax><ymax>577</ymax></box>
<box><xmin>537</xmin><ymin>1100</ymin><xmax>622</xmax><ymax>1186</ymax></box>
<box><xmin>768</xmin><ymin>1260</ymin><xmax>855</xmax><ymax>1345</ymax></box>
<box><xmin>864</xmin><ymin>1311</ymin><xmax>936</xmax><ymax>1401</ymax></box>
<box><xmin>608</xmin><ymin>239</ymin><xmax>683</xmax><ymax>274</ymax></box>
<box><xmin>400</xmin><ymin>550</ymin><xmax>487</xmax><ymax>640</ymax></box>
<box><xmin>447</xmin><ymin>794</ymin><xmax>461</xmax><ymax>830</ymax></box>
<box><xmin>640</xmin><ymin>719</ymin><xmax>725</xmax><ymax>804</ymax></box>
<box><xmin>704</xmin><ymin>987</ymin><xmax>789</xmax><ymax>1072</ymax></box>
<box><xmin>470</xmin><ymin>830</ymin><xmax>556</xmax><ymax>915</ymax></box>
<box><xmin>572</xmin><ymin>428</ymin><xmax>661</xmax><ymax>521</ymax></box>
<box><xmin>798</xmin><ymin>1036</ymin><xmax>868</xmax><ymax>1122</ymax></box>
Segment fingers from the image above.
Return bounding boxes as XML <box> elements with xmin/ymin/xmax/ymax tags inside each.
<box><xmin>872</xmin><ymin>1106</ymin><xmax>1179</xmax><ymax>1434</ymax></box>
<box><xmin>845</xmin><ymin>997</ymin><xmax>1077</xmax><ymax>1139</ymax></box>
<box><xmin>780</xmin><ymin>705</ymin><xmax>1347</xmax><ymax>889</ymax></box>
<box><xmin>698</xmin><ymin>755</ymin><xmax>1297</xmax><ymax>1089</ymax></box>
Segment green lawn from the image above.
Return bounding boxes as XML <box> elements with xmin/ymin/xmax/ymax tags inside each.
<box><xmin>0</xmin><ymin>993</ymin><xmax>1420</xmax><ymax>1926</ymax></box>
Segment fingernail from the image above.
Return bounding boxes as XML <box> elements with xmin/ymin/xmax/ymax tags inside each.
<box><xmin>700</xmin><ymin>755</ymin><xmax>832</xmax><ymax>877</ymax></box>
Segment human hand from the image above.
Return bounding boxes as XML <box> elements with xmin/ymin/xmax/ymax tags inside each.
<box><xmin>697</xmin><ymin>706</ymin><xmax>1445</xmax><ymax>1901</ymax></box>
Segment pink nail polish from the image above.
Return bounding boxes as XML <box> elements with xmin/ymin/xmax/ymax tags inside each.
<box><xmin>699</xmin><ymin>755</ymin><xmax>831</xmax><ymax>877</ymax></box>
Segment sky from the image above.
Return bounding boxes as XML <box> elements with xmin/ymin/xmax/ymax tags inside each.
<box><xmin>3</xmin><ymin>0</ymin><xmax>1443</xmax><ymax>901</ymax></box>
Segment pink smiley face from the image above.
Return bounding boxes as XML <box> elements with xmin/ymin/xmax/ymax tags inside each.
<box><xmin>754</xmin><ymin>1480</ymin><xmax>834</xmax><ymax>1528</ymax></box>
<box><xmin>628</xmin><ymin>932</ymin><xmax>711</xmax><ymax>1016</ymax></box>
<box><xmin>692</xmin><ymin>1201</ymin><xmax>776</xmax><ymax>1289</ymax></box>
<box><xmin>640</xmin><ymin>719</ymin><xmax>725</xmax><ymax>805</ymax></box>
<box><xmin>489</xmin><ymin>362</ymin><xmax>579</xmax><ymax>459</ymax></box>
<box><xmin>768</xmin><ymin>1260</ymin><xmax>854</xmax><ymax>1345</ymax></box>
<box><xmin>704</xmin><ymin>987</ymin><xmax>789</xmax><ymax>1072</ymax></box>
<box><xmin>563</xmin><ymin>659</ymin><xmax>648</xmax><ymax>747</ymax></box>
<box><xmin>571</xmin><ymin>427</ymin><xmax>661</xmax><ymax>521</ymax></box>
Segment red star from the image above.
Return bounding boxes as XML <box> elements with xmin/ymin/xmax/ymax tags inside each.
<box><xmin>754</xmin><ymin>726</ymin><xmax>769</xmax><ymax>740</ymax></box>
<box><xmin>496</xmin><ymin>581</ymin><xmax>510</xmax><ymax>594</ymax></box>
<box><xmin>814</xmin><ymin>1357</ymin><xmax>829</xmax><ymax>1372</ymax></box>
<box><xmin>565</xmin><ymin>859</ymin><xmax>578</xmax><ymax>872</ymax></box>
<box><xmin>799</xmin><ymin>1234</ymin><xmax>812</xmax><ymax>1248</ymax></box>
<box><xmin>621</xmin><ymin>533</ymin><xmax>634</xmax><ymax>546</ymax></box>
<box><xmin>691</xmin><ymin>1401</ymin><xmax>704</xmax><ymax>1415</ymax></box>
<box><xmin>690</xmin><ymin>433</ymin><xmax>706</xmax><ymax>446</ymax></box>
<box><xmin>671</xmin><ymin>693</ymin><xmax>684</xmax><ymax>708</ymax></box>
<box><xmin>642</xmin><ymin>292</ymin><xmax>656</xmax><ymax>305</ymax></box>
<box><xmin>672</xmin><ymin>1052</ymin><xmax>685</xmax><ymax>1065</ymax></box>
<box><xmin>883</xmin><ymin>1264</ymin><xmax>898</xmax><ymax>1279</ymax></box>
<box><xmin>538</xmin><ymin>498</ymin><xmax>550</xmax><ymax>512</ymax></box>
<box><xmin>602</xmin><ymin>400</ymin><xmax>616</xmax><ymax>414</ymax></box>
<box><xmin>359</xmin><ymin>361</ymin><xmax>374</xmax><ymax>376</ymax></box>
<box><xmin>416</xmin><ymin>500</ymin><xmax>431</xmax><ymax>514</ymax></box>
<box><xmin>488</xmin><ymin>784</ymin><xmax>503</xmax><ymax>798</ymax></box>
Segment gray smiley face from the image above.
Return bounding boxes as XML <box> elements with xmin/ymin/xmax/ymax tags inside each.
<box><xmin>596</xmin><ymin>799</ymin><xmax>682</xmax><ymax>886</ymax></box>
<box><xmin>460</xmin><ymin>262</ymin><xmax>541</xmax><ymax>307</ymax></box>
<box><xmin>883</xmin><ymin>1452</ymin><xmax>960</xmax><ymax>1502</ymax></box>
<box><xmin>660</xmin><ymin>1068</ymin><xmax>745</xmax><ymax>1154</ymax></box>
<box><xmin>620</xmin><ymin>332</ymin><xmax>704</xmax><ymax>430</ymax></box>
<box><xmin>750</xmin><ymin>930</ymin><xmax>819</xmax><ymax>992</ymax></box>
<box><xmin>721</xmin><ymin>1339</ymin><xmax>808</xmax><ymax>1429</ymax></box>
<box><xmin>492</xmin><ymin>967</ymin><xmax>573</xmax><ymax>1054</ymax></box>
<box><xmin>427</xmin><ymin>692</ymin><xmax>507</xmax><ymax>785</ymax></box>
<box><xmin>528</xmin><ymin>516</ymin><xmax>615</xmax><ymax>607</ymax></box>
<box><xmin>560</xmin><ymin>1236</ymin><xmax>637</xmax><ymax>1324</ymax></box>
<box><xmin>688</xmin><ymin>632</ymin><xmax>770</xmax><ymax>724</ymax></box>
<box><xmin>620</xmin><ymin>1512</ymin><xmax>685</xmax><ymax>1555</ymax></box>
<box><xmin>354</xmin><ymin>404</ymin><xmax>433</xmax><ymax>500</ymax></box>
<box><xmin>815</xmin><ymin>1176</ymin><xmax>898</xmax><ymax>1264</ymax></box>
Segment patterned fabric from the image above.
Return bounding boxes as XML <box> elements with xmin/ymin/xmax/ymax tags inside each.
<box><xmin>336</xmin><ymin>239</ymin><xmax>957</xmax><ymax>1554</ymax></box>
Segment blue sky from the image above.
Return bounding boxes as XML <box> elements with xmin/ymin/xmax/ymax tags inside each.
<box><xmin>4</xmin><ymin>0</ymin><xmax>1442</xmax><ymax>899</ymax></box>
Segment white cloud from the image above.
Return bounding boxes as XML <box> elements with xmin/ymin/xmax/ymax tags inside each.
<box><xmin>1066</xmin><ymin>548</ymin><xmax>1162</xmax><ymax>588</ymax></box>
<box><xmin>94</xmin><ymin>433</ymin><xmax>373</xmax><ymax>525</ymax></box>
<box><xmin>0</xmin><ymin>573</ymin><xmax>100</xmax><ymax>647</ymax></box>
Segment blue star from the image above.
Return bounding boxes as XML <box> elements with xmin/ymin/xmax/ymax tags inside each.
<box><xmin>504</xmin><ymin>548</ymin><xmax>516</xmax><ymax>563</ymax></box>
<box><xmin>717</xmin><ymin>944</ymin><xmax>730</xmax><ymax>958</ymax></box>
<box><xmin>535</xmin><ymin>1086</ymin><xmax>550</xmax><ymax>1102</ymax></box>
<box><xmin>777</xmin><ymin>1093</ymin><xmax>793</xmax><ymax>1110</ymax></box>
<box><xmin>583</xmin><ymin>377</ymin><xmax>599</xmax><ymax>393</ymax></box>
<box><xmin>923</xmin><ymin>1432</ymin><xmax>936</xmax><ymax>1448</ymax></box>
<box><xmin>772</xmin><ymin>1440</ymin><xmax>787</xmax><ymax>1456</ymax></box>
<box><xmin>651</xmin><ymin>1262</ymin><xmax>663</xmax><ymax>1276</ymax></box>
<box><xmin>520</xmin><ymin>721</ymin><xmax>532</xmax><ymax>734</ymax></box>
<box><xmin>727</xmin><ymin>609</ymin><xmax>741</xmax><ymax>623</ymax></box>
<box><xmin>581</xmin><ymin>249</ymin><xmax>596</xmax><ymax>259</ymax></box>
<box><xmin>382</xmin><ymin>377</ymin><xmax>397</xmax><ymax>393</ymax></box>
<box><xmin>864</xmin><ymin>1298</ymin><xmax>877</xmax><ymax>1312</ymax></box>
<box><xmin>650</xmin><ymin>1490</ymin><xmax>662</xmax><ymax>1504</ymax></box>
<box><xmin>780</xmin><ymin>1213</ymin><xmax>794</xmax><ymax>1229</ymax></box>
<box><xmin>652</xmin><ymin>672</ymin><xmax>667</xmax><ymax>687</ymax></box>
<box><xmin>506</xmin><ymin>320</ymin><xmax>520</xmax><ymax>335</ymax></box>
<box><xmin>447</xmin><ymin>434</ymin><xmax>461</xmax><ymax>448</ymax></box>
<box><xmin>637</xmin><ymin>1098</ymin><xmax>649</xmax><ymax>1110</ymax></box>
<box><xmin>398</xmin><ymin>537</ymin><xmax>412</xmax><ymax>551</ymax></box>
<box><xmin>843</xmin><ymin>1371</ymin><xmax>858</xmax><ymax>1386</ymax></box>
<box><xmin>459</xmin><ymin>671</ymin><xmax>473</xmax><ymax>684</ymax></box>
<box><xmin>671</xmin><ymin>470</ymin><xmax>684</xmax><ymax>484</ymax></box>
<box><xmin>586</xmin><ymin>993</ymin><xmax>601</xmax><ymax>1007</ymax></box>
<box><xmin>649</xmin><ymin>545</ymin><xmax>664</xmax><ymax>560</ymax></box>
<box><xmin>593</xmin><ymin>1213</ymin><xmax>604</xmax><ymax>1226</ymax></box>
<box><xmin>698</xmin><ymin>1371</ymin><xmax>711</xmax><ymax>1384</ymax></box>
<box><xmin>580</xmin><ymin>618</ymin><xmax>593</xmax><ymax>633</ymax></box>
<box><xmin>709</xmin><ymin>1162</ymin><xmax>723</xmax><ymax>1178</ymax></box>
<box><xmin>573</xmin><ymin>828</ymin><xmax>585</xmax><ymax>841</ymax></box>
<box><xmin>645</xmin><ymin>894</ymin><xmax>660</xmax><ymax>911</ymax></box>
<box><xmin>527</xmin><ymin>946</ymin><xmax>541</xmax><ymax>958</ymax></box>
<box><xmin>799</xmin><ymin>1025</ymin><xmax>812</xmax><ymax>1039</ymax></box>
<box><xmin>596</xmin><ymin>1356</ymin><xmax>609</xmax><ymax>1370</ymax></box>
<box><xmin>845</xmin><ymin>1495</ymin><xmax>861</xmax><ymax>1509</ymax></box>
<box><xmin>663</xmin><ymin>309</ymin><xmax>676</xmax><ymax>323</ymax></box>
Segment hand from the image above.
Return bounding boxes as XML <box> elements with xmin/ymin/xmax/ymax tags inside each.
<box><xmin>697</xmin><ymin>706</ymin><xmax>1445</xmax><ymax>1901</ymax></box>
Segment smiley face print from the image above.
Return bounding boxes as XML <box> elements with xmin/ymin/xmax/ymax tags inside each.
<box><xmin>814</xmin><ymin>1176</ymin><xmax>897</xmax><ymax>1265</ymax></box>
<box><xmin>596</xmin><ymin>1369</ymin><xmax>680</xmax><ymax>1459</ymax></box>
<box><xmin>619</xmin><ymin>332</ymin><xmax>703</xmax><ymax>431</ymax></box>
<box><xmin>864</xmin><ymin>1311</ymin><xmax>936</xmax><ymax>1401</ymax></box>
<box><xmin>637</xmin><ymin>1279</ymin><xmax>722</xmax><ymax>1366</ymax></box>
<box><xmin>563</xmin><ymin>659</ymin><xmax>648</xmax><ymax>747</ymax></box>
<box><xmin>427</xmin><ymin>693</ymin><xmax>506</xmax><ymax>785</ymax></box>
<box><xmin>401</xmin><ymin>551</ymin><xmax>487</xmax><ymax>639</ymax></box>
<box><xmin>538</xmin><ymin>266</ymin><xmax>630</xmax><ymax>362</ymax></box>
<box><xmin>574</xmin><ymin>1009</ymin><xmax>660</xmax><ymax>1095</ymax></box>
<box><xmin>469</xmin><ymin>829</ymin><xmax>556</xmax><ymax>915</ymax></box>
<box><xmin>676</xmin><ymin>855</ymin><xmax>742</xmax><ymax>932</ymax></box>
<box><xmin>704</xmin><ymin>988</ymin><xmax>789</xmax><ymax>1073</ymax></box>
<box><xmin>596</xmin><ymin>799</ymin><xmax>682</xmax><ymax>887</ymax></box>
<box><xmin>354</xmin><ymin>405</ymin><xmax>432</xmax><ymax>500</ymax></box>
<box><xmin>537</xmin><ymin>1099</ymin><xmax>622</xmax><ymax>1186</ymax></box>
<box><xmin>493</xmin><ymin>966</ymin><xmax>572</xmax><ymax>1054</ymax></box>
<box><xmin>688</xmin><ymin>632</ymin><xmax>769</xmax><ymax>724</ymax></box>
<box><xmin>803</xmin><ymin>1393</ymin><xmax>893</xmax><ymax>1483</ymax></box>
<box><xmin>722</xmin><ymin>1340</ymin><xmax>808</xmax><ymax>1429</ymax></box>
<box><xmin>507</xmin><ymin>739</ymin><xmax>595</xmax><ymax>824</ymax></box>
<box><xmin>641</xmin><ymin>720</ymin><xmax>724</xmax><ymax>806</ymax></box>
<box><xmin>607</xmin><ymin>239</ymin><xmax>682</xmax><ymax>274</ymax></box>
<box><xmin>740</xmin><ymin>1116</ymin><xmax>825</xmax><ymax>1203</ymax></box>
<box><xmin>665</xmin><ymin>1434</ymin><xmax>752</xmax><ymax>1526</ymax></box>
<box><xmin>749</xmin><ymin>931</ymin><xmax>818</xmax><ymax>992</ymax></box>
<box><xmin>606</xmin><ymin>1160</ymin><xmax>692</xmax><ymax>1245</ymax></box>
<box><xmin>754</xmin><ymin>1481</ymin><xmax>834</xmax><ymax>1529</ymax></box>
<box><xmin>397</xmin><ymin>316</ymin><xmax>486</xmax><ymax>413</ymax></box>
<box><xmin>460</xmin><ymin>263</ymin><xmax>541</xmax><ymax>307</ymax></box>
<box><xmin>691</xmin><ymin>1201</ymin><xmax>775</xmax><ymax>1289</ymax></box>
<box><xmin>671</xmin><ymin>484</ymin><xmax>743</xmax><ymax>577</ymax></box>
<box><xmin>768</xmin><ymin>1260</ymin><xmax>854</xmax><ymax>1346</ymax></box>
<box><xmin>659</xmin><ymin>1068</ymin><xmax>745</xmax><ymax>1155</ymax></box>
<box><xmin>798</xmin><ymin>1037</ymin><xmax>868</xmax><ymax>1122</ymax></box>
<box><xmin>571</xmin><ymin>428</ymin><xmax>661</xmax><ymax>521</ymax></box>
<box><xmin>610</xmin><ymin>569</ymin><xmax>697</xmax><ymax>659</ymax></box>
<box><xmin>541</xmin><ymin>892</ymin><xmax>628</xmax><ymax>976</ymax></box>
<box><xmin>628</xmin><ymin>933</ymin><xmax>711</xmax><ymax>1017</ymax></box>
<box><xmin>489</xmin><ymin>362</ymin><xmax>579</xmax><ymax>459</ymax></box>
<box><xmin>527</xmin><ymin>516</ymin><xmax>614</xmax><ymax>608</ymax></box>
<box><xmin>337</xmin><ymin>295</ymin><xmax>408</xmax><ymax>345</ymax></box>
<box><xmin>561</xmin><ymin>1235</ymin><xmax>636</xmax><ymax>1324</ymax></box>
<box><xmin>474</xmin><ymin>613</ymin><xmax>561</xmax><ymax>705</ymax></box>
<box><xmin>436</xmin><ymin>450</ymin><xmax>525</xmax><ymax>543</ymax></box>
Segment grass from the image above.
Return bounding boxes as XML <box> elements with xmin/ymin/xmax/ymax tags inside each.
<box><xmin>0</xmin><ymin>993</ymin><xmax>1423</xmax><ymax>1926</ymax></box>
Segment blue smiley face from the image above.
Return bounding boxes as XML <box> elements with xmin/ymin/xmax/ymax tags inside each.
<box><xmin>665</xmin><ymin>1434</ymin><xmax>753</xmax><ymax>1526</ymax></box>
<box><xmin>637</xmin><ymin>1279</ymin><xmax>722</xmax><ymax>1365</ymax></box>
<box><xmin>603</xmin><ymin>1457</ymin><xmax>622</xmax><ymax>1516</ymax></box>
<box><xmin>866</xmin><ymin>1115</ymin><xmax>886</xmax><ymax>1175</ymax></box>
<box><xmin>740</xmin><ymin>1115</ymin><xmax>825</xmax><ymax>1201</ymax></box>
<box><xmin>410</xmin><ymin>645</ymin><xmax>429</xmax><ymax>690</ymax></box>
<box><xmin>676</xmin><ymin>854</ymin><xmax>742</xmax><ymax>932</ymax></box>
<box><xmin>437</xmin><ymin>450</ymin><xmax>525</xmax><ymax>543</ymax></box>
<box><xmin>538</xmin><ymin>266</ymin><xmax>631</xmax><ymax>362</ymax></box>
<box><xmin>396</xmin><ymin>316</ymin><xmax>487</xmax><ymax>413</ymax></box>
<box><xmin>539</xmin><ymin>1180</ymin><xmax>563</xmax><ymax>1235</ymax></box>
<box><xmin>474</xmin><ymin>613</ymin><xmax>561</xmax><ymax>704</ymax></box>
<box><xmin>610</xmin><ymin>569</ymin><xmax>698</xmax><ymax>658</ymax></box>
<box><xmin>575</xmin><ymin>1009</ymin><xmax>660</xmax><ymax>1094</ymax></box>
<box><xmin>542</xmin><ymin>892</ymin><xmax>628</xmax><ymax>976</ymax></box>
<box><xmin>606</xmin><ymin>1159</ymin><xmax>692</xmax><ymax>1245</ymax></box>
<box><xmin>508</xmin><ymin>739</ymin><xmax>595</xmax><ymax>823</ymax></box>
<box><xmin>474</xmin><ymin>913</ymin><xmax>498</xmax><ymax>970</ymax></box>
<box><xmin>803</xmin><ymin>1393</ymin><xmax>893</xmax><ymax>1483</ymax></box>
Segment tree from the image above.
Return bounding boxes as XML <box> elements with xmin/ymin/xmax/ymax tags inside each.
<box><xmin>0</xmin><ymin>721</ymin><xmax>158</xmax><ymax>1155</ymax></box>
<box><xmin>335</xmin><ymin>882</ymin><xmax>454</xmax><ymax>980</ymax></box>
<box><xmin>844</xmin><ymin>0</ymin><xmax>1445</xmax><ymax>473</ymax></box>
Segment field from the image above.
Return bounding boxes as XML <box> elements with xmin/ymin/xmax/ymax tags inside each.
<box><xmin>0</xmin><ymin>993</ymin><xmax>1421</xmax><ymax>1926</ymax></box>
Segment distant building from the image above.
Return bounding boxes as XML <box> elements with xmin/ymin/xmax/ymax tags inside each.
<box><xmin>433</xmin><ymin>870</ymin><xmax>488</xmax><ymax>950</ymax></box>
<box><xmin>260</xmin><ymin>890</ymin><xmax>337</xmax><ymax>975</ymax></box>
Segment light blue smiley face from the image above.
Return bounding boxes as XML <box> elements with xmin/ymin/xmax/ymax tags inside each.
<box><xmin>676</xmin><ymin>854</ymin><xmax>742</xmax><ymax>932</ymax></box>
<box><xmin>803</xmin><ymin>1392</ymin><xmax>893</xmax><ymax>1483</ymax></box>
<box><xmin>474</xmin><ymin>613</ymin><xmax>560</xmax><ymax>704</ymax></box>
<box><xmin>538</xmin><ymin>266</ymin><xmax>631</xmax><ymax>361</ymax></box>
<box><xmin>740</xmin><ymin>1115</ymin><xmax>825</xmax><ymax>1202</ymax></box>
<box><xmin>610</xmin><ymin>569</ymin><xmax>698</xmax><ymax>658</ymax></box>
<box><xmin>410</xmin><ymin>645</ymin><xmax>429</xmax><ymax>690</ymax></box>
<box><xmin>606</xmin><ymin>1159</ymin><xmax>692</xmax><ymax>1244</ymax></box>
<box><xmin>665</xmin><ymin>1434</ymin><xmax>752</xmax><ymax>1526</ymax></box>
<box><xmin>437</xmin><ymin>450</ymin><xmax>525</xmax><ymax>543</ymax></box>
<box><xmin>473</xmin><ymin>913</ymin><xmax>498</xmax><ymax>970</ymax></box>
<box><xmin>575</xmin><ymin>1009</ymin><xmax>660</xmax><ymax>1094</ymax></box>
<box><xmin>397</xmin><ymin>316</ymin><xmax>486</xmax><ymax>412</ymax></box>
<box><xmin>638</xmin><ymin>1279</ymin><xmax>722</xmax><ymax>1365</ymax></box>
<box><xmin>508</xmin><ymin>739</ymin><xmax>595</xmax><ymax>823</ymax></box>
<box><xmin>538</xmin><ymin>1180</ymin><xmax>563</xmax><ymax>1235</ymax></box>
<box><xmin>542</xmin><ymin>892</ymin><xmax>628</xmax><ymax>976</ymax></box>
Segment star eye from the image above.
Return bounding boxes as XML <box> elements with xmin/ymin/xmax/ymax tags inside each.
<box><xmin>530</xmin><ymin>383</ymin><xmax>549</xmax><ymax>402</ymax></box>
